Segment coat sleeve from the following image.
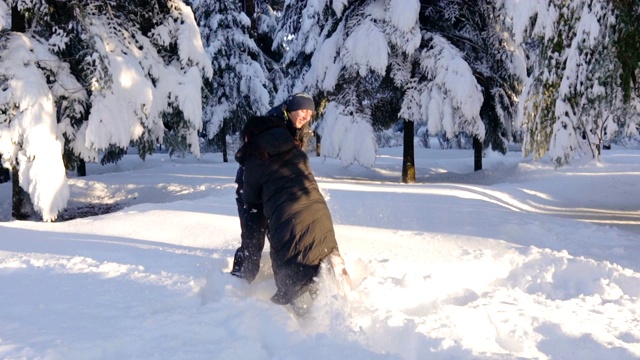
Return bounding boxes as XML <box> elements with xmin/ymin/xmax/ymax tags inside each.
<box><xmin>241</xmin><ymin>158</ymin><xmax>265</xmax><ymax>208</ymax></box>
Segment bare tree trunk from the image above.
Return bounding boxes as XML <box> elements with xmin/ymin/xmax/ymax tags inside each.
<box><xmin>0</xmin><ymin>159</ymin><xmax>9</xmax><ymax>183</ymax></box>
<box><xmin>242</xmin><ymin>0</ymin><xmax>257</xmax><ymax>35</ymax></box>
<box><xmin>11</xmin><ymin>4</ymin><xmax>25</xmax><ymax>32</ymax></box>
<box><xmin>473</xmin><ymin>136</ymin><xmax>482</xmax><ymax>171</ymax></box>
<box><xmin>315</xmin><ymin>132</ymin><xmax>321</xmax><ymax>157</ymax></box>
<box><xmin>242</xmin><ymin>0</ymin><xmax>256</xmax><ymax>17</ymax></box>
<box><xmin>221</xmin><ymin>120</ymin><xmax>228</xmax><ymax>163</ymax></box>
<box><xmin>402</xmin><ymin>120</ymin><xmax>415</xmax><ymax>183</ymax></box>
<box><xmin>77</xmin><ymin>159</ymin><xmax>87</xmax><ymax>177</ymax></box>
<box><xmin>12</xmin><ymin>165</ymin><xmax>33</xmax><ymax>220</ymax></box>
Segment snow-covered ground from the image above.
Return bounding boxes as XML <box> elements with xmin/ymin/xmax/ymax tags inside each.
<box><xmin>1</xmin><ymin>146</ymin><xmax>639</xmax><ymax>359</ymax></box>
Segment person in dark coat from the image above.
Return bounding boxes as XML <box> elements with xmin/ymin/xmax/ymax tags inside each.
<box><xmin>231</xmin><ymin>93</ymin><xmax>315</xmax><ymax>283</ymax></box>
<box><xmin>236</xmin><ymin>115</ymin><xmax>341</xmax><ymax>306</ymax></box>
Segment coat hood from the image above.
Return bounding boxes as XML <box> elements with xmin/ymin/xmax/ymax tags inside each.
<box><xmin>235</xmin><ymin>116</ymin><xmax>297</xmax><ymax>165</ymax></box>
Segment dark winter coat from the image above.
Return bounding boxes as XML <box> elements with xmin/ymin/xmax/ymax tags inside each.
<box><xmin>233</xmin><ymin>103</ymin><xmax>310</xmax><ymax>193</ymax></box>
<box><xmin>231</xmin><ymin>105</ymin><xmax>311</xmax><ymax>284</ymax></box>
<box><xmin>236</xmin><ymin>116</ymin><xmax>338</xmax><ymax>302</ymax></box>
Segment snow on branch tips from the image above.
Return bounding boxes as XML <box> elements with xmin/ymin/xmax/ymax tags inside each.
<box><xmin>319</xmin><ymin>102</ymin><xmax>376</xmax><ymax>167</ymax></box>
<box><xmin>0</xmin><ymin>1</ymin><xmax>8</xmax><ymax>30</ymax></box>
<box><xmin>419</xmin><ymin>34</ymin><xmax>485</xmax><ymax>141</ymax></box>
<box><xmin>332</xmin><ymin>0</ymin><xmax>348</xmax><ymax>17</ymax></box>
<box><xmin>165</xmin><ymin>0</ymin><xmax>213</xmax><ymax>78</ymax></box>
<box><xmin>384</xmin><ymin>0</ymin><xmax>421</xmax><ymax>56</ymax></box>
<box><xmin>399</xmin><ymin>84</ymin><xmax>422</xmax><ymax>123</ymax></box>
<box><xmin>306</xmin><ymin>23</ymin><xmax>344</xmax><ymax>92</ymax></box>
<box><xmin>497</xmin><ymin>0</ymin><xmax>560</xmax><ymax>46</ymax></box>
<box><xmin>341</xmin><ymin>19</ymin><xmax>388</xmax><ymax>77</ymax></box>
<box><xmin>387</xmin><ymin>0</ymin><xmax>420</xmax><ymax>33</ymax></box>
<box><xmin>0</xmin><ymin>34</ymin><xmax>70</xmax><ymax>221</ymax></box>
<box><xmin>82</xmin><ymin>21</ymin><xmax>154</xmax><ymax>154</ymax></box>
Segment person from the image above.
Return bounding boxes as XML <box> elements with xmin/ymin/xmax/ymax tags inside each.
<box><xmin>230</xmin><ymin>93</ymin><xmax>315</xmax><ymax>283</ymax></box>
<box><xmin>235</xmin><ymin>115</ymin><xmax>347</xmax><ymax>310</ymax></box>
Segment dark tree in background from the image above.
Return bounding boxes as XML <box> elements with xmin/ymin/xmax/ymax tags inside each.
<box><xmin>421</xmin><ymin>0</ymin><xmax>520</xmax><ymax>171</ymax></box>
<box><xmin>402</xmin><ymin>120</ymin><xmax>415</xmax><ymax>183</ymax></box>
<box><xmin>0</xmin><ymin>165</ymin><xmax>8</xmax><ymax>183</ymax></box>
<box><xmin>614</xmin><ymin>0</ymin><xmax>640</xmax><ymax>102</ymax></box>
<box><xmin>195</xmin><ymin>0</ymin><xmax>273</xmax><ymax>162</ymax></box>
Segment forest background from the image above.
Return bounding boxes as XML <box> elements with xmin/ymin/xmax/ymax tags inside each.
<box><xmin>0</xmin><ymin>0</ymin><xmax>639</xmax><ymax>222</ymax></box>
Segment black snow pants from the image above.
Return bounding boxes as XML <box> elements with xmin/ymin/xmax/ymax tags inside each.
<box><xmin>231</xmin><ymin>166</ymin><xmax>267</xmax><ymax>282</ymax></box>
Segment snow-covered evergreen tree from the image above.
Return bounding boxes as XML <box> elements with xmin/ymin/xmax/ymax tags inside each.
<box><xmin>612</xmin><ymin>0</ymin><xmax>640</xmax><ymax>146</ymax></box>
<box><xmin>614</xmin><ymin>0</ymin><xmax>640</xmax><ymax>105</ymax></box>
<box><xmin>194</xmin><ymin>0</ymin><xmax>272</xmax><ymax>157</ymax></box>
<box><xmin>271</xmin><ymin>0</ymin><xmax>337</xmax><ymax>105</ymax></box>
<box><xmin>420</xmin><ymin>0</ymin><xmax>522</xmax><ymax>156</ymax></box>
<box><xmin>0</xmin><ymin>32</ymin><xmax>78</xmax><ymax>221</ymax></box>
<box><xmin>311</xmin><ymin>1</ymin><xmax>398</xmax><ymax>167</ymax></box>
<box><xmin>277</xmin><ymin>0</ymin><xmax>423</xmax><ymax>167</ymax></box>
<box><xmin>399</xmin><ymin>33</ymin><xmax>485</xmax><ymax>145</ymax></box>
<box><xmin>278</xmin><ymin>0</ymin><xmax>498</xmax><ymax>168</ymax></box>
<box><xmin>497</xmin><ymin>0</ymin><xmax>631</xmax><ymax>165</ymax></box>
<box><xmin>546</xmin><ymin>1</ymin><xmax>620</xmax><ymax>164</ymax></box>
<box><xmin>0</xmin><ymin>0</ymin><xmax>212</xmax><ymax>221</ymax></box>
<box><xmin>252</xmin><ymin>1</ymin><xmax>285</xmax><ymax>89</ymax></box>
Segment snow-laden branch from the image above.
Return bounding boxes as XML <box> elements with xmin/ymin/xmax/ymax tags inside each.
<box><xmin>1</xmin><ymin>0</ymin><xmax>213</xmax><ymax>220</ymax></box>
<box><xmin>318</xmin><ymin>102</ymin><xmax>377</xmax><ymax>167</ymax></box>
<box><xmin>341</xmin><ymin>18</ymin><xmax>388</xmax><ymax>77</ymax></box>
<box><xmin>400</xmin><ymin>34</ymin><xmax>484</xmax><ymax>140</ymax></box>
<box><xmin>0</xmin><ymin>1</ymin><xmax>9</xmax><ymax>30</ymax></box>
<box><xmin>79</xmin><ymin>1</ymin><xmax>212</xmax><ymax>160</ymax></box>
<box><xmin>0</xmin><ymin>34</ymin><xmax>72</xmax><ymax>221</ymax></box>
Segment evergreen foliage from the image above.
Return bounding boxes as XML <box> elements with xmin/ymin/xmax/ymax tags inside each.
<box><xmin>194</xmin><ymin>0</ymin><xmax>272</xmax><ymax>149</ymax></box>
<box><xmin>420</xmin><ymin>0</ymin><xmax>520</xmax><ymax>155</ymax></box>
<box><xmin>0</xmin><ymin>0</ymin><xmax>211</xmax><ymax>220</ymax></box>
<box><xmin>613</xmin><ymin>0</ymin><xmax>640</xmax><ymax>102</ymax></box>
<box><xmin>1</xmin><ymin>0</ymin><xmax>639</xmax><ymax>220</ymax></box>
<box><xmin>497</xmin><ymin>0</ymin><xmax>633</xmax><ymax>165</ymax></box>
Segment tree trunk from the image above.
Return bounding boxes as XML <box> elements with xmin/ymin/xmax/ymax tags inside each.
<box><xmin>315</xmin><ymin>132</ymin><xmax>321</xmax><ymax>156</ymax></box>
<box><xmin>0</xmin><ymin>158</ymin><xmax>9</xmax><ymax>183</ymax></box>
<box><xmin>221</xmin><ymin>119</ymin><xmax>228</xmax><ymax>163</ymax></box>
<box><xmin>11</xmin><ymin>5</ymin><xmax>26</xmax><ymax>32</ymax></box>
<box><xmin>473</xmin><ymin>136</ymin><xmax>483</xmax><ymax>171</ymax></box>
<box><xmin>242</xmin><ymin>0</ymin><xmax>257</xmax><ymax>35</ymax></box>
<box><xmin>12</xmin><ymin>165</ymin><xmax>33</xmax><ymax>220</ymax></box>
<box><xmin>402</xmin><ymin>120</ymin><xmax>415</xmax><ymax>183</ymax></box>
<box><xmin>243</xmin><ymin>0</ymin><xmax>256</xmax><ymax>17</ymax></box>
<box><xmin>77</xmin><ymin>159</ymin><xmax>87</xmax><ymax>177</ymax></box>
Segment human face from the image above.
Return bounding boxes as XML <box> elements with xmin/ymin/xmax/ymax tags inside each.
<box><xmin>289</xmin><ymin>109</ymin><xmax>313</xmax><ymax>129</ymax></box>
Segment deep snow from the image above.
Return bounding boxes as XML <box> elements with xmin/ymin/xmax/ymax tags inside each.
<box><xmin>1</xmin><ymin>146</ymin><xmax>639</xmax><ymax>359</ymax></box>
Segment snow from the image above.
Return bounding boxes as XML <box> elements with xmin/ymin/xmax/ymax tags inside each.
<box><xmin>0</xmin><ymin>1</ymin><xmax>8</xmax><ymax>30</ymax></box>
<box><xmin>1</xmin><ymin>1</ymin><xmax>212</xmax><ymax>221</ymax></box>
<box><xmin>317</xmin><ymin>102</ymin><xmax>377</xmax><ymax>167</ymax></box>
<box><xmin>497</xmin><ymin>0</ymin><xmax>559</xmax><ymax>45</ymax></box>
<box><xmin>169</xmin><ymin>0</ymin><xmax>214</xmax><ymax>77</ymax></box>
<box><xmin>1</xmin><ymin>145</ymin><xmax>639</xmax><ymax>359</ymax></box>
<box><xmin>387</xmin><ymin>0</ymin><xmax>419</xmax><ymax>33</ymax></box>
<box><xmin>332</xmin><ymin>0</ymin><xmax>348</xmax><ymax>17</ymax></box>
<box><xmin>0</xmin><ymin>34</ymin><xmax>71</xmax><ymax>221</ymax></box>
<box><xmin>306</xmin><ymin>24</ymin><xmax>343</xmax><ymax>91</ymax></box>
<box><xmin>420</xmin><ymin>34</ymin><xmax>484</xmax><ymax>140</ymax></box>
<box><xmin>342</xmin><ymin>19</ymin><xmax>389</xmax><ymax>77</ymax></box>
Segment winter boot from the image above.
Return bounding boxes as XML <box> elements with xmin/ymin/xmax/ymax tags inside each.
<box><xmin>289</xmin><ymin>282</ymin><xmax>319</xmax><ymax>317</ymax></box>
